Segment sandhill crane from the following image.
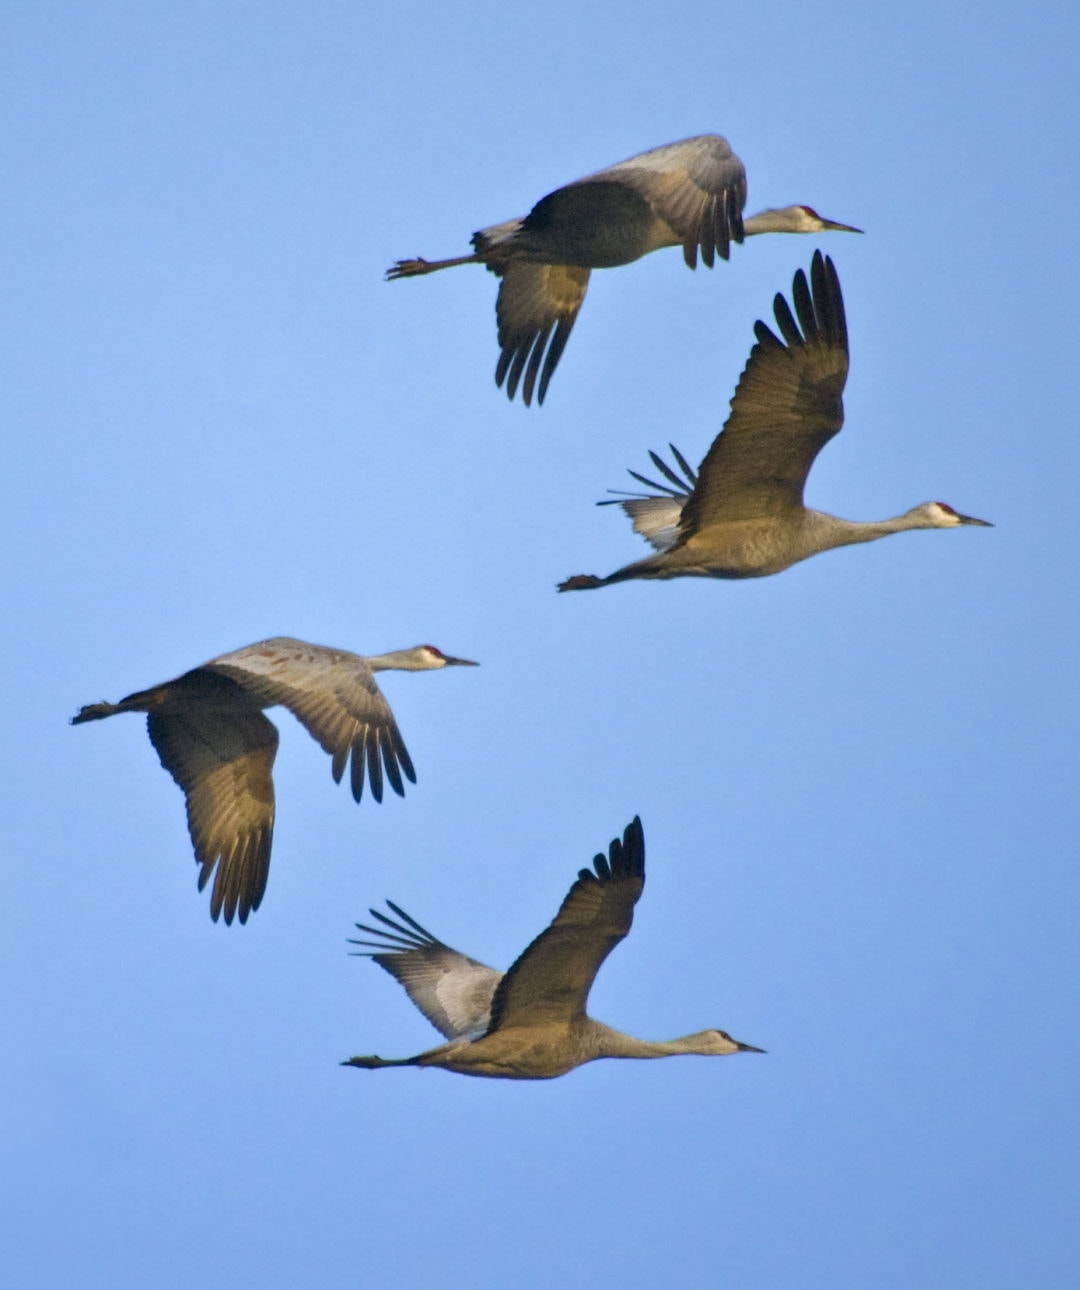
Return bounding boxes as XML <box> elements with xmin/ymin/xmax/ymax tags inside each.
<box><xmin>387</xmin><ymin>134</ymin><xmax>861</xmax><ymax>405</ymax></box>
<box><xmin>559</xmin><ymin>252</ymin><xmax>991</xmax><ymax>592</ymax></box>
<box><xmin>71</xmin><ymin>637</ymin><xmax>477</xmax><ymax>924</ymax></box>
<box><xmin>343</xmin><ymin>817</ymin><xmax>762</xmax><ymax>1080</ymax></box>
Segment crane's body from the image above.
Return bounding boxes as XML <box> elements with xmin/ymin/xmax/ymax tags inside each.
<box><xmin>71</xmin><ymin>637</ymin><xmax>477</xmax><ymax>924</ymax></box>
<box><xmin>343</xmin><ymin>818</ymin><xmax>762</xmax><ymax>1081</ymax></box>
<box><xmin>388</xmin><ymin>134</ymin><xmax>861</xmax><ymax>405</ymax></box>
<box><xmin>350</xmin><ymin>1017</ymin><xmax>755</xmax><ymax>1081</ymax></box>
<box><xmin>566</xmin><ymin>507</ymin><xmax>983</xmax><ymax>588</ymax></box>
<box><xmin>559</xmin><ymin>253</ymin><xmax>991</xmax><ymax>592</ymax></box>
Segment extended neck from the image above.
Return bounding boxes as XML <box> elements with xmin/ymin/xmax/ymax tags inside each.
<box><xmin>587</xmin><ymin>1022</ymin><xmax>722</xmax><ymax>1060</ymax></box>
<box><xmin>817</xmin><ymin>508</ymin><xmax>942</xmax><ymax>549</ymax></box>
<box><xmin>743</xmin><ymin>207</ymin><xmax>814</xmax><ymax>235</ymax></box>
<box><xmin>363</xmin><ymin>649</ymin><xmax>432</xmax><ymax>673</ymax></box>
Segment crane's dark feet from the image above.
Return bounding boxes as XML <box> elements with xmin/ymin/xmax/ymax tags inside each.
<box><xmin>341</xmin><ymin>1055</ymin><xmax>382</xmax><ymax>1068</ymax></box>
<box><xmin>386</xmin><ymin>258</ymin><xmax>430</xmax><ymax>280</ymax></box>
<box><xmin>557</xmin><ymin>574</ymin><xmax>603</xmax><ymax>592</ymax></box>
<box><xmin>70</xmin><ymin>701</ymin><xmax>117</xmax><ymax>724</ymax></box>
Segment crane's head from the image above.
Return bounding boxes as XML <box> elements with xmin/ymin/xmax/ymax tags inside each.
<box><xmin>404</xmin><ymin>645</ymin><xmax>480</xmax><ymax>670</ymax></box>
<box><xmin>916</xmin><ymin>501</ymin><xmax>994</xmax><ymax>529</ymax></box>
<box><xmin>745</xmin><ymin>205</ymin><xmax>864</xmax><ymax>234</ymax></box>
<box><xmin>693</xmin><ymin>1029</ymin><xmax>766</xmax><ymax>1055</ymax></box>
<box><xmin>793</xmin><ymin>205</ymin><xmax>863</xmax><ymax>234</ymax></box>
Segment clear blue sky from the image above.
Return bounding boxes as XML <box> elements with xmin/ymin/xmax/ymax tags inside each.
<box><xmin>4</xmin><ymin>3</ymin><xmax>1079</xmax><ymax>1286</ymax></box>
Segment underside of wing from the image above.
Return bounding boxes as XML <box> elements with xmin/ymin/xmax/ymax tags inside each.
<box><xmin>486</xmin><ymin>818</ymin><xmax>645</xmax><ymax>1034</ymax></box>
<box><xmin>205</xmin><ymin>639</ymin><xmax>415</xmax><ymax>806</ymax></box>
<box><xmin>146</xmin><ymin>703</ymin><xmax>278</xmax><ymax>924</ymax></box>
<box><xmin>350</xmin><ymin>902</ymin><xmax>502</xmax><ymax>1040</ymax></box>
<box><xmin>680</xmin><ymin>251</ymin><xmax>849</xmax><ymax>532</ymax></box>
<box><xmin>494</xmin><ymin>262</ymin><xmax>590</xmax><ymax>406</ymax></box>
<box><xmin>600</xmin><ymin>445</ymin><xmax>698</xmax><ymax>551</ymax></box>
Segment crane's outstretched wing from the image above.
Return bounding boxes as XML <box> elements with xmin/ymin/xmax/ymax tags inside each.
<box><xmin>571</xmin><ymin>134</ymin><xmax>747</xmax><ymax>269</ymax></box>
<box><xmin>350</xmin><ymin>902</ymin><xmax>502</xmax><ymax>1041</ymax></box>
<box><xmin>486</xmin><ymin>818</ymin><xmax>645</xmax><ymax>1034</ymax></box>
<box><xmin>599</xmin><ymin>444</ymin><xmax>698</xmax><ymax>553</ymax></box>
<box><xmin>492</xmin><ymin>262</ymin><xmax>590</xmax><ymax>406</ymax></box>
<box><xmin>145</xmin><ymin>684</ymin><xmax>278</xmax><ymax>925</ymax></box>
<box><xmin>204</xmin><ymin>638</ymin><xmax>415</xmax><ymax>805</ymax></box>
<box><xmin>679</xmin><ymin>250</ymin><xmax>849</xmax><ymax>530</ymax></box>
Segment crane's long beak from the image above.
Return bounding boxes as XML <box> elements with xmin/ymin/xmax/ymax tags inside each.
<box><xmin>957</xmin><ymin>512</ymin><xmax>993</xmax><ymax>527</ymax></box>
<box><xmin>442</xmin><ymin>655</ymin><xmax>480</xmax><ymax>667</ymax></box>
<box><xmin>737</xmin><ymin>1041</ymin><xmax>767</xmax><ymax>1053</ymax></box>
<box><xmin>822</xmin><ymin>217</ymin><xmax>864</xmax><ymax>234</ymax></box>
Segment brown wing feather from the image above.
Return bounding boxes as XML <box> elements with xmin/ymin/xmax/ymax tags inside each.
<box><xmin>679</xmin><ymin>251</ymin><xmax>849</xmax><ymax>530</ymax></box>
<box><xmin>146</xmin><ymin>704</ymin><xmax>278</xmax><ymax>925</ymax></box>
<box><xmin>486</xmin><ymin>818</ymin><xmax>645</xmax><ymax>1033</ymax></box>
<box><xmin>493</xmin><ymin>262</ymin><xmax>590</xmax><ymax>406</ymax></box>
<box><xmin>204</xmin><ymin>639</ymin><xmax>414</xmax><ymax>805</ymax></box>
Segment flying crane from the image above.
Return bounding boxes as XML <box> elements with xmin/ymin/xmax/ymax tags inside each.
<box><xmin>343</xmin><ymin>817</ymin><xmax>762</xmax><ymax>1080</ymax></box>
<box><xmin>388</xmin><ymin>134</ymin><xmax>861</xmax><ymax>405</ymax></box>
<box><xmin>72</xmin><ymin>637</ymin><xmax>477</xmax><ymax>924</ymax></box>
<box><xmin>559</xmin><ymin>252</ymin><xmax>991</xmax><ymax>592</ymax></box>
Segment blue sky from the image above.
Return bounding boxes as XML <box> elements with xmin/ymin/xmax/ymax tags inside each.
<box><xmin>4</xmin><ymin>2</ymin><xmax>1079</xmax><ymax>1286</ymax></box>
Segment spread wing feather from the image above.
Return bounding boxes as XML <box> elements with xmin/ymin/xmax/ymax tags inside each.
<box><xmin>599</xmin><ymin>445</ymin><xmax>698</xmax><ymax>552</ymax></box>
<box><xmin>493</xmin><ymin>263</ymin><xmax>590</xmax><ymax>406</ymax></box>
<box><xmin>583</xmin><ymin>134</ymin><xmax>747</xmax><ymax>269</ymax></box>
<box><xmin>204</xmin><ymin>637</ymin><xmax>415</xmax><ymax>804</ymax></box>
<box><xmin>146</xmin><ymin>698</ymin><xmax>278</xmax><ymax>925</ymax></box>
<box><xmin>679</xmin><ymin>250</ymin><xmax>849</xmax><ymax>530</ymax></box>
<box><xmin>486</xmin><ymin>818</ymin><xmax>645</xmax><ymax>1033</ymax></box>
<box><xmin>350</xmin><ymin>902</ymin><xmax>502</xmax><ymax>1041</ymax></box>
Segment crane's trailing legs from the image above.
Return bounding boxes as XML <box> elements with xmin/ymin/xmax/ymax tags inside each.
<box><xmin>387</xmin><ymin>253</ymin><xmax>486</xmax><ymax>279</ymax></box>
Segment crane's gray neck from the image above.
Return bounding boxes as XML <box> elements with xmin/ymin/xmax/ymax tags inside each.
<box><xmin>742</xmin><ymin>207</ymin><xmax>812</xmax><ymax>235</ymax></box>
<box><xmin>363</xmin><ymin>649</ymin><xmax>423</xmax><ymax>673</ymax></box>
<box><xmin>584</xmin><ymin>1021</ymin><xmax>705</xmax><ymax>1060</ymax></box>
<box><xmin>809</xmin><ymin>508</ymin><xmax>939</xmax><ymax>548</ymax></box>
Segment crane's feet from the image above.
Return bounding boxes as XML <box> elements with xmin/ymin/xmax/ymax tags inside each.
<box><xmin>386</xmin><ymin>258</ymin><xmax>431</xmax><ymax>280</ymax></box>
<box><xmin>341</xmin><ymin>1055</ymin><xmax>382</xmax><ymax>1068</ymax></box>
<box><xmin>70</xmin><ymin>701</ymin><xmax>118</xmax><ymax>724</ymax></box>
<box><xmin>557</xmin><ymin>574</ymin><xmax>603</xmax><ymax>592</ymax></box>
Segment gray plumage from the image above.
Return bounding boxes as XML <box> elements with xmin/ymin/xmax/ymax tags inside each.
<box><xmin>71</xmin><ymin>637</ymin><xmax>478</xmax><ymax>924</ymax></box>
<box><xmin>387</xmin><ymin>134</ymin><xmax>861</xmax><ymax>405</ymax></box>
<box><xmin>343</xmin><ymin>818</ymin><xmax>763</xmax><ymax>1080</ymax></box>
<box><xmin>350</xmin><ymin>902</ymin><xmax>500</xmax><ymax>1040</ymax></box>
<box><xmin>559</xmin><ymin>252</ymin><xmax>991</xmax><ymax>592</ymax></box>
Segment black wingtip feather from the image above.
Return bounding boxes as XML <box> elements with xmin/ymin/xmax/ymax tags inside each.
<box><xmin>587</xmin><ymin>816</ymin><xmax>645</xmax><ymax>885</ymax></box>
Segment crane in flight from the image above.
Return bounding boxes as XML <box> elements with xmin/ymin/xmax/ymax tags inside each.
<box><xmin>387</xmin><ymin>134</ymin><xmax>861</xmax><ymax>405</ymax></box>
<box><xmin>71</xmin><ymin>637</ymin><xmax>477</xmax><ymax>924</ymax></box>
<box><xmin>343</xmin><ymin>817</ymin><xmax>762</xmax><ymax>1079</ymax></box>
<box><xmin>559</xmin><ymin>252</ymin><xmax>991</xmax><ymax>592</ymax></box>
